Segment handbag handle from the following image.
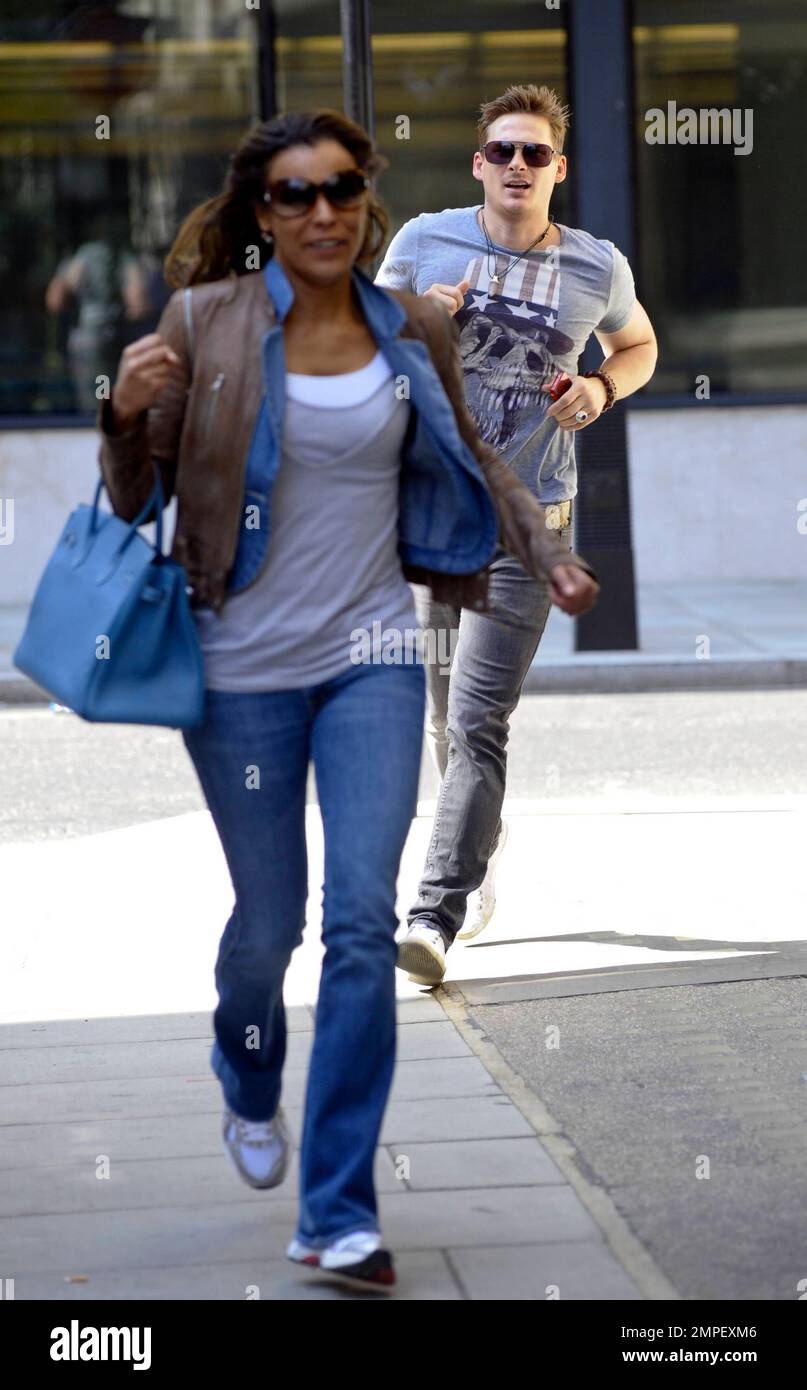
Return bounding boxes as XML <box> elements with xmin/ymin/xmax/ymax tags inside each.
<box><xmin>86</xmin><ymin>464</ymin><xmax>167</xmax><ymax>562</ymax></box>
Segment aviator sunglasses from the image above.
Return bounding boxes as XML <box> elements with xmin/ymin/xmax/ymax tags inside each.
<box><xmin>481</xmin><ymin>140</ymin><xmax>561</xmax><ymax>168</ymax></box>
<box><xmin>262</xmin><ymin>169</ymin><xmax>370</xmax><ymax>218</ymax></box>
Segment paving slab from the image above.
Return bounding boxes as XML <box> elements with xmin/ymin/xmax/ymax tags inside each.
<box><xmin>389</xmin><ymin>1020</ymin><xmax>473</xmax><ymax>1061</ymax></box>
<box><xmin>0</xmin><ymin>1001</ymin><xmax>438</xmax><ymax>1050</ymax></box>
<box><xmin>0</xmin><ymin>1011</ymin><xmax>304</xmax><ymax>1048</ymax></box>
<box><xmin>378</xmin><ymin>1095</ymin><xmax>535</xmax><ymax>1145</ymax></box>
<box><xmin>393</xmin><ymin>996</ymin><xmax>446</xmax><ymax>1023</ymax></box>
<box><xmin>0</xmin><ymin>1067</ymin><xmax>501</xmax><ymax>1139</ymax></box>
<box><xmin>0</xmin><ymin>1094</ymin><xmax>538</xmax><ymax>1176</ymax></box>
<box><xmin>8</xmin><ymin>1250</ymin><xmax>463</xmax><ymax>1301</ymax></box>
<box><xmin>373</xmin><ymin>1186</ymin><xmax>605</xmax><ymax>1249</ymax></box>
<box><xmin>386</xmin><ymin>1137</ymin><xmax>567</xmax><ymax>1191</ymax></box>
<box><xmin>448</xmin><ymin>1242</ymin><xmax>641</xmax><ymax>1300</ymax></box>
<box><xmin>0</xmin><ymin>1149</ymin><xmax>401</xmax><ymax>1219</ymax></box>
<box><xmin>1</xmin><ymin>1199</ymin><xmax>315</xmax><ymax>1273</ymax></box>
<box><xmin>1</xmin><ymin>1038</ymin><xmax>219</xmax><ymax>1085</ymax></box>
<box><xmin>1</xmin><ymin>1185</ymin><xmax>604</xmax><ymax>1277</ymax></box>
<box><xmin>387</xmin><ymin>1056</ymin><xmax>498</xmax><ymax>1102</ymax></box>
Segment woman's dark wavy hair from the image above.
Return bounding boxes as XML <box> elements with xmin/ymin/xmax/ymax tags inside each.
<box><xmin>163</xmin><ymin>109</ymin><xmax>390</xmax><ymax>289</ymax></box>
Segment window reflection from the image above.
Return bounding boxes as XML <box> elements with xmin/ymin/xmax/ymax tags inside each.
<box><xmin>633</xmin><ymin>1</ymin><xmax>807</xmax><ymax>394</ymax></box>
<box><xmin>0</xmin><ymin>1</ymin><xmax>257</xmax><ymax>416</ymax></box>
<box><xmin>370</xmin><ymin>9</ymin><xmax>568</xmax><ymax>235</ymax></box>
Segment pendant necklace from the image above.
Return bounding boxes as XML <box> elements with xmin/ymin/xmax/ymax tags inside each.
<box><xmin>479</xmin><ymin>207</ymin><xmax>554</xmax><ymax>292</ymax></box>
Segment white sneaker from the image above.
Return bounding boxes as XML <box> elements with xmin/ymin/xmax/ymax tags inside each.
<box><xmin>286</xmin><ymin>1237</ymin><xmax>321</xmax><ymax>1268</ymax></box>
<box><xmin>457</xmin><ymin>819</ymin><xmax>509</xmax><ymax>941</ymax></box>
<box><xmin>396</xmin><ymin>921</ymin><xmax>446</xmax><ymax>986</ymax></box>
<box><xmin>222</xmin><ymin>1106</ymin><xmax>290</xmax><ymax>1189</ymax></box>
<box><xmin>288</xmin><ymin>1230</ymin><xmax>395</xmax><ymax>1291</ymax></box>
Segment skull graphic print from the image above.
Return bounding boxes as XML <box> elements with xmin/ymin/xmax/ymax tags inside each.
<box><xmin>453</xmin><ymin>251</ymin><xmax>574</xmax><ymax>465</ymax></box>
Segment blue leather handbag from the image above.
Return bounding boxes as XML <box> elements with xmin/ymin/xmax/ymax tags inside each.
<box><xmin>13</xmin><ymin>466</ymin><xmax>205</xmax><ymax>728</ymax></box>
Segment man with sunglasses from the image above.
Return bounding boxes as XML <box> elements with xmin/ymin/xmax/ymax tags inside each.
<box><xmin>376</xmin><ymin>83</ymin><xmax>657</xmax><ymax>985</ymax></box>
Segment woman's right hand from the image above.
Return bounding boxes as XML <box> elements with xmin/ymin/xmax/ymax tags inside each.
<box><xmin>548</xmin><ymin>563</ymin><xmax>600</xmax><ymax>617</ymax></box>
<box><xmin>111</xmin><ymin>333</ymin><xmax>182</xmax><ymax>430</ymax></box>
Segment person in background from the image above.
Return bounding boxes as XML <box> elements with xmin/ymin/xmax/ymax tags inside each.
<box><xmin>46</xmin><ymin>229</ymin><xmax>161</xmax><ymax>410</ymax></box>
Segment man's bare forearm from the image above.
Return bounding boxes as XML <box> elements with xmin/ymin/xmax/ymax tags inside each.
<box><xmin>598</xmin><ymin>342</ymin><xmax>658</xmax><ymax>400</ymax></box>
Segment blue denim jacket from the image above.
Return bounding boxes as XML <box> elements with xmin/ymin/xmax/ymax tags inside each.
<box><xmin>226</xmin><ymin>258</ymin><xmax>499</xmax><ymax>593</ymax></box>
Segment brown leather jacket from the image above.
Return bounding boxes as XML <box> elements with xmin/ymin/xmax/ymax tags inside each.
<box><xmin>97</xmin><ymin>269</ymin><xmax>596</xmax><ymax>614</ymax></box>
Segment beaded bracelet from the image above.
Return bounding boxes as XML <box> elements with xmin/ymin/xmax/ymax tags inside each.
<box><xmin>583</xmin><ymin>368</ymin><xmax>617</xmax><ymax>411</ymax></box>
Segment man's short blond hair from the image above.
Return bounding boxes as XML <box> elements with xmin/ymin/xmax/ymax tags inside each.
<box><xmin>478</xmin><ymin>84</ymin><xmax>571</xmax><ymax>152</ymax></box>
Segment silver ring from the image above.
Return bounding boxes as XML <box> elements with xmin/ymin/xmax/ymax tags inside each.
<box><xmin>575</xmin><ymin>409</ymin><xmax>589</xmax><ymax>423</ymax></box>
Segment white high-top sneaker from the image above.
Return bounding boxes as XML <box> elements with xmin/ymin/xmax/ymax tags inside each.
<box><xmin>222</xmin><ymin>1106</ymin><xmax>290</xmax><ymax>1189</ymax></box>
<box><xmin>457</xmin><ymin>819</ymin><xmax>509</xmax><ymax>941</ymax></box>
<box><xmin>395</xmin><ymin>921</ymin><xmax>447</xmax><ymax>985</ymax></box>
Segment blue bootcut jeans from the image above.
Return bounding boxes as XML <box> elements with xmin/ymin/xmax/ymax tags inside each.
<box><xmin>182</xmin><ymin>658</ymin><xmax>425</xmax><ymax>1246</ymax></box>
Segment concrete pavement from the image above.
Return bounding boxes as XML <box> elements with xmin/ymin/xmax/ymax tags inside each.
<box><xmin>0</xmin><ymin>803</ymin><xmax>676</xmax><ymax>1301</ymax></box>
<box><xmin>0</xmin><ymin>999</ymin><xmax>654</xmax><ymax>1301</ymax></box>
<box><xmin>3</xmin><ymin>779</ymin><xmax>805</xmax><ymax>1299</ymax></box>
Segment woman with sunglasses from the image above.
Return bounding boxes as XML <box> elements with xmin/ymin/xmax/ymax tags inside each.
<box><xmin>98</xmin><ymin>109</ymin><xmax>599</xmax><ymax>1293</ymax></box>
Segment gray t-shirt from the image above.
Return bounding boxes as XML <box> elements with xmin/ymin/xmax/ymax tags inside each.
<box><xmin>193</xmin><ymin>353</ymin><xmax>417</xmax><ymax>691</ymax></box>
<box><xmin>375</xmin><ymin>207</ymin><xmax>636</xmax><ymax>502</ymax></box>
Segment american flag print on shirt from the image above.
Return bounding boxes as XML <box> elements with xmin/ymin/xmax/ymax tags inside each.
<box><xmin>453</xmin><ymin>249</ymin><xmax>574</xmax><ymax>457</ymax></box>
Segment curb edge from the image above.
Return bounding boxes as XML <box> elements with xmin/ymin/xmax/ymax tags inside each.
<box><xmin>436</xmin><ymin>980</ymin><xmax>682</xmax><ymax>1302</ymax></box>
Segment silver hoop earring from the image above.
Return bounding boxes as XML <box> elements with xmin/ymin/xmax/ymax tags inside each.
<box><xmin>260</xmin><ymin>229</ymin><xmax>273</xmax><ymax>244</ymax></box>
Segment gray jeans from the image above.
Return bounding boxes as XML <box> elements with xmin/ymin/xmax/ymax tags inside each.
<box><xmin>408</xmin><ymin>523</ymin><xmax>572</xmax><ymax>946</ymax></box>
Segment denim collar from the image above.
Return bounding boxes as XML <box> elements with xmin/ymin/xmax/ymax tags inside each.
<box><xmin>262</xmin><ymin>255</ymin><xmax>407</xmax><ymax>342</ymax></box>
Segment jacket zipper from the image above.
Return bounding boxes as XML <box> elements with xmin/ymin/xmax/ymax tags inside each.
<box><xmin>200</xmin><ymin>375</ymin><xmax>227</xmax><ymax>611</ymax></box>
<box><xmin>206</xmin><ymin>373</ymin><xmax>225</xmax><ymax>434</ymax></box>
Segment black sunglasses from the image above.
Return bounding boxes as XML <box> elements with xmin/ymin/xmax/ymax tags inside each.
<box><xmin>262</xmin><ymin>169</ymin><xmax>370</xmax><ymax>219</ymax></box>
<box><xmin>481</xmin><ymin>140</ymin><xmax>561</xmax><ymax>168</ymax></box>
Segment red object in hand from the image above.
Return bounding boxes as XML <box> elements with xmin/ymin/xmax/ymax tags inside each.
<box><xmin>548</xmin><ymin>371</ymin><xmax>573</xmax><ymax>401</ymax></box>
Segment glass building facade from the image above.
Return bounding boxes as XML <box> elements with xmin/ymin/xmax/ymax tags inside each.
<box><xmin>633</xmin><ymin>0</ymin><xmax>807</xmax><ymax>395</ymax></box>
<box><xmin>1</xmin><ymin>0</ymin><xmax>805</xmax><ymax>418</ymax></box>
